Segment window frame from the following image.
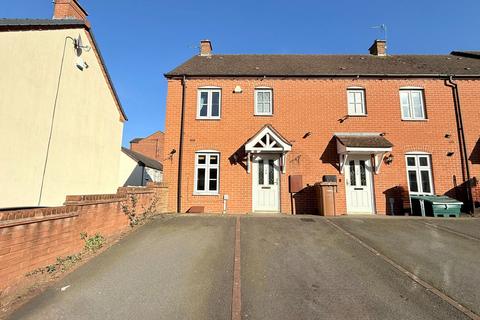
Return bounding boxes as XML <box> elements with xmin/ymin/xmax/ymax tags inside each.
<box><xmin>193</xmin><ymin>152</ymin><xmax>220</xmax><ymax>195</ymax></box>
<box><xmin>197</xmin><ymin>88</ymin><xmax>222</xmax><ymax>120</ymax></box>
<box><xmin>254</xmin><ymin>88</ymin><xmax>273</xmax><ymax>116</ymax></box>
<box><xmin>405</xmin><ymin>153</ymin><xmax>434</xmax><ymax>196</ymax></box>
<box><xmin>399</xmin><ymin>89</ymin><xmax>426</xmax><ymax>120</ymax></box>
<box><xmin>346</xmin><ymin>88</ymin><xmax>367</xmax><ymax>116</ymax></box>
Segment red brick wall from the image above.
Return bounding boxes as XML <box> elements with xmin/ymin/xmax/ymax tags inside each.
<box><xmin>163</xmin><ymin>77</ymin><xmax>480</xmax><ymax>214</ymax></box>
<box><xmin>53</xmin><ymin>0</ymin><xmax>88</xmax><ymax>21</ymax></box>
<box><xmin>457</xmin><ymin>81</ymin><xmax>480</xmax><ymax>212</ymax></box>
<box><xmin>0</xmin><ymin>183</ymin><xmax>168</xmax><ymax>297</ymax></box>
<box><xmin>131</xmin><ymin>131</ymin><xmax>165</xmax><ymax>162</ymax></box>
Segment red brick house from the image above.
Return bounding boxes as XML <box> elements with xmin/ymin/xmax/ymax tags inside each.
<box><xmin>163</xmin><ymin>40</ymin><xmax>480</xmax><ymax>215</ymax></box>
<box><xmin>130</xmin><ymin>131</ymin><xmax>165</xmax><ymax>162</ymax></box>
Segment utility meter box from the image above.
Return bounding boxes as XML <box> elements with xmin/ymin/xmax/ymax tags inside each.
<box><xmin>289</xmin><ymin>175</ymin><xmax>303</xmax><ymax>193</ymax></box>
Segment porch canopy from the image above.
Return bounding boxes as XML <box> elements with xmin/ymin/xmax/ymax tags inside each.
<box><xmin>245</xmin><ymin>125</ymin><xmax>292</xmax><ymax>173</ymax></box>
<box><xmin>335</xmin><ymin>133</ymin><xmax>393</xmax><ymax>174</ymax></box>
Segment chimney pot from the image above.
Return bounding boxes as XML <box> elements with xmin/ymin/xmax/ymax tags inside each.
<box><xmin>369</xmin><ymin>39</ymin><xmax>387</xmax><ymax>56</ymax></box>
<box><xmin>53</xmin><ymin>0</ymin><xmax>89</xmax><ymax>23</ymax></box>
<box><xmin>200</xmin><ymin>40</ymin><xmax>213</xmax><ymax>56</ymax></box>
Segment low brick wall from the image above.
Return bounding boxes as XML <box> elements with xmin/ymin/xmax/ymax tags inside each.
<box><xmin>0</xmin><ymin>182</ymin><xmax>168</xmax><ymax>298</ymax></box>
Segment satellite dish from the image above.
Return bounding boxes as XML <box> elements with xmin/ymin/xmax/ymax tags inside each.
<box><xmin>75</xmin><ymin>34</ymin><xmax>83</xmax><ymax>56</ymax></box>
<box><xmin>74</xmin><ymin>34</ymin><xmax>91</xmax><ymax>56</ymax></box>
<box><xmin>76</xmin><ymin>34</ymin><xmax>83</xmax><ymax>48</ymax></box>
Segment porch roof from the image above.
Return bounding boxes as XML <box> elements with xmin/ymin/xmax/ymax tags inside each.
<box><xmin>335</xmin><ymin>133</ymin><xmax>393</xmax><ymax>174</ymax></box>
<box><xmin>335</xmin><ymin>133</ymin><xmax>393</xmax><ymax>154</ymax></box>
<box><xmin>245</xmin><ymin>125</ymin><xmax>292</xmax><ymax>153</ymax></box>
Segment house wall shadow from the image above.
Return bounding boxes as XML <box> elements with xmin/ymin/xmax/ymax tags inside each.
<box><xmin>292</xmin><ymin>186</ymin><xmax>317</xmax><ymax>215</ymax></box>
<box><xmin>320</xmin><ymin>137</ymin><xmax>339</xmax><ymax>171</ymax></box>
<box><xmin>383</xmin><ymin>186</ymin><xmax>409</xmax><ymax>216</ymax></box>
<box><xmin>228</xmin><ymin>145</ymin><xmax>248</xmax><ymax>171</ymax></box>
<box><xmin>469</xmin><ymin>138</ymin><xmax>480</xmax><ymax>164</ymax></box>
<box><xmin>444</xmin><ymin>176</ymin><xmax>477</xmax><ymax>212</ymax></box>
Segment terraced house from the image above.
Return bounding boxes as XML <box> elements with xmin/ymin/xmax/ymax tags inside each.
<box><xmin>163</xmin><ymin>40</ymin><xmax>480</xmax><ymax>215</ymax></box>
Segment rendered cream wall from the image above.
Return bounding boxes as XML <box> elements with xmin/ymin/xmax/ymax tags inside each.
<box><xmin>145</xmin><ymin>167</ymin><xmax>163</xmax><ymax>183</ymax></box>
<box><xmin>118</xmin><ymin>152</ymin><xmax>143</xmax><ymax>187</ymax></box>
<box><xmin>0</xmin><ymin>28</ymin><xmax>124</xmax><ymax>208</ymax></box>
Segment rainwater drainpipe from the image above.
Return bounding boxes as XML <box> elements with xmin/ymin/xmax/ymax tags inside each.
<box><xmin>445</xmin><ymin>76</ymin><xmax>474</xmax><ymax>214</ymax></box>
<box><xmin>140</xmin><ymin>163</ymin><xmax>145</xmax><ymax>186</ymax></box>
<box><xmin>177</xmin><ymin>75</ymin><xmax>187</xmax><ymax>213</ymax></box>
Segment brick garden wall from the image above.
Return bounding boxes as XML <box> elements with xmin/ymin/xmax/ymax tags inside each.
<box><xmin>0</xmin><ymin>182</ymin><xmax>168</xmax><ymax>298</ymax></box>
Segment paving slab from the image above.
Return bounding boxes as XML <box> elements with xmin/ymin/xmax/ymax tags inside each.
<box><xmin>332</xmin><ymin>216</ymin><xmax>480</xmax><ymax>316</ymax></box>
<box><xmin>240</xmin><ymin>216</ymin><xmax>468</xmax><ymax>320</ymax></box>
<box><xmin>9</xmin><ymin>216</ymin><xmax>236</xmax><ymax>320</ymax></box>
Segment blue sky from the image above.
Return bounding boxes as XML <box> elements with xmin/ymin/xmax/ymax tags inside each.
<box><xmin>2</xmin><ymin>1</ymin><xmax>479</xmax><ymax>146</ymax></box>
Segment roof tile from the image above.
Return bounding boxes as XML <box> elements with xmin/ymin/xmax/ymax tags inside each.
<box><xmin>165</xmin><ymin>54</ymin><xmax>480</xmax><ymax>77</ymax></box>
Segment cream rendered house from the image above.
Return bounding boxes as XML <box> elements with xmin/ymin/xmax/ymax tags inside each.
<box><xmin>0</xmin><ymin>0</ymin><xmax>127</xmax><ymax>208</ymax></box>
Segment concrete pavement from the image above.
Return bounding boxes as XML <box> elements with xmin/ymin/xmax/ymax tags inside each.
<box><xmin>9</xmin><ymin>215</ymin><xmax>479</xmax><ymax>320</ymax></box>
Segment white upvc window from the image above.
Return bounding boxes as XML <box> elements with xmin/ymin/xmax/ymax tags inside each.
<box><xmin>197</xmin><ymin>88</ymin><xmax>221</xmax><ymax>119</ymax></box>
<box><xmin>405</xmin><ymin>154</ymin><xmax>434</xmax><ymax>195</ymax></box>
<box><xmin>400</xmin><ymin>89</ymin><xmax>426</xmax><ymax>120</ymax></box>
<box><xmin>347</xmin><ymin>89</ymin><xmax>366</xmax><ymax>115</ymax></box>
<box><xmin>194</xmin><ymin>152</ymin><xmax>220</xmax><ymax>195</ymax></box>
<box><xmin>254</xmin><ymin>89</ymin><xmax>273</xmax><ymax>115</ymax></box>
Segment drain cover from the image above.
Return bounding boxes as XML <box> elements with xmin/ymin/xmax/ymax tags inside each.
<box><xmin>300</xmin><ymin>218</ymin><xmax>315</xmax><ymax>222</ymax></box>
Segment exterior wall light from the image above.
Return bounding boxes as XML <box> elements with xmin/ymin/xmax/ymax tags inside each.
<box><xmin>233</xmin><ymin>85</ymin><xmax>243</xmax><ymax>93</ymax></box>
<box><xmin>384</xmin><ymin>153</ymin><xmax>394</xmax><ymax>165</ymax></box>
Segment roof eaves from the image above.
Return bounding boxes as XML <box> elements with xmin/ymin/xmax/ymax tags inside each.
<box><xmin>451</xmin><ymin>51</ymin><xmax>480</xmax><ymax>59</ymax></box>
<box><xmin>165</xmin><ymin>73</ymin><xmax>480</xmax><ymax>79</ymax></box>
<box><xmin>0</xmin><ymin>19</ymin><xmax>87</xmax><ymax>30</ymax></box>
<box><xmin>121</xmin><ymin>148</ymin><xmax>163</xmax><ymax>171</ymax></box>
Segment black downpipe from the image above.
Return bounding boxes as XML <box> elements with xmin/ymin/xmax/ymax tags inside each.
<box><xmin>177</xmin><ymin>75</ymin><xmax>187</xmax><ymax>213</ymax></box>
<box><xmin>445</xmin><ymin>76</ymin><xmax>474</xmax><ymax>213</ymax></box>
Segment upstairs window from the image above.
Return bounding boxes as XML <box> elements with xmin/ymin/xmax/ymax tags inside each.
<box><xmin>347</xmin><ymin>89</ymin><xmax>366</xmax><ymax>115</ymax></box>
<box><xmin>194</xmin><ymin>152</ymin><xmax>220</xmax><ymax>195</ymax></box>
<box><xmin>400</xmin><ymin>89</ymin><xmax>426</xmax><ymax>120</ymax></box>
<box><xmin>255</xmin><ymin>89</ymin><xmax>273</xmax><ymax>115</ymax></box>
<box><xmin>197</xmin><ymin>88</ymin><xmax>221</xmax><ymax>119</ymax></box>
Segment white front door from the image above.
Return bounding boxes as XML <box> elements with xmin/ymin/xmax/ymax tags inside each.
<box><xmin>345</xmin><ymin>155</ymin><xmax>375</xmax><ymax>214</ymax></box>
<box><xmin>252</xmin><ymin>154</ymin><xmax>280</xmax><ymax>212</ymax></box>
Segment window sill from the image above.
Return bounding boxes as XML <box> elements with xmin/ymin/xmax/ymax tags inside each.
<box><xmin>401</xmin><ymin>118</ymin><xmax>428</xmax><ymax>122</ymax></box>
<box><xmin>196</xmin><ymin>118</ymin><xmax>221</xmax><ymax>121</ymax></box>
<box><xmin>348</xmin><ymin>114</ymin><xmax>368</xmax><ymax>117</ymax></box>
<box><xmin>193</xmin><ymin>192</ymin><xmax>219</xmax><ymax>196</ymax></box>
<box><xmin>254</xmin><ymin>114</ymin><xmax>273</xmax><ymax>117</ymax></box>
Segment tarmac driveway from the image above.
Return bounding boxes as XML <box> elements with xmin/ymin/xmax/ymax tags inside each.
<box><xmin>9</xmin><ymin>215</ymin><xmax>480</xmax><ymax>320</ymax></box>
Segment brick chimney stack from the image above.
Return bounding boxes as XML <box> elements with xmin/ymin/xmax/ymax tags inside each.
<box><xmin>369</xmin><ymin>39</ymin><xmax>387</xmax><ymax>56</ymax></box>
<box><xmin>200</xmin><ymin>40</ymin><xmax>213</xmax><ymax>56</ymax></box>
<box><xmin>53</xmin><ymin>0</ymin><xmax>89</xmax><ymax>23</ymax></box>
